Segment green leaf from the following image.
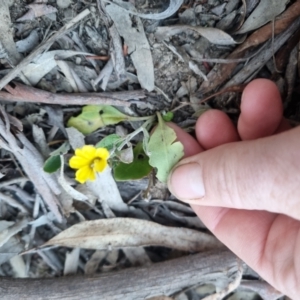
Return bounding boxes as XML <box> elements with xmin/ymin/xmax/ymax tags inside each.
<box><xmin>113</xmin><ymin>143</ymin><xmax>152</xmax><ymax>181</ymax></box>
<box><xmin>162</xmin><ymin>111</ymin><xmax>174</xmax><ymax>122</ymax></box>
<box><xmin>43</xmin><ymin>155</ymin><xmax>61</xmax><ymax>173</ymax></box>
<box><xmin>43</xmin><ymin>142</ymin><xmax>70</xmax><ymax>173</ymax></box>
<box><xmin>50</xmin><ymin>142</ymin><xmax>70</xmax><ymax>156</ymax></box>
<box><xmin>148</xmin><ymin>113</ymin><xmax>184</xmax><ymax>183</ymax></box>
<box><xmin>95</xmin><ymin>134</ymin><xmax>122</xmax><ymax>151</ymax></box>
<box><xmin>67</xmin><ymin>105</ymin><xmax>129</xmax><ymax>135</ymax></box>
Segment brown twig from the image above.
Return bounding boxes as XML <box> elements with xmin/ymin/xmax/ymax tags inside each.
<box><xmin>1</xmin><ymin>82</ymin><xmax>145</xmax><ymax>107</ymax></box>
<box><xmin>198</xmin><ymin>0</ymin><xmax>300</xmax><ymax>95</ymax></box>
<box><xmin>224</xmin><ymin>17</ymin><xmax>300</xmax><ymax>88</ymax></box>
<box><xmin>171</xmin><ymin>84</ymin><xmax>246</xmax><ymax>113</ymax></box>
<box><xmin>198</xmin><ymin>85</ymin><xmax>246</xmax><ymax>104</ymax></box>
<box><xmin>86</xmin><ymin>44</ymin><xmax>129</xmax><ymax>61</ymax></box>
<box><xmin>86</xmin><ymin>55</ymin><xmax>110</xmax><ymax>61</ymax></box>
<box><xmin>0</xmin><ymin>250</ymin><xmax>237</xmax><ymax>300</ymax></box>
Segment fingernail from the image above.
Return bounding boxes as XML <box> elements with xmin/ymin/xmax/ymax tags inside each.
<box><xmin>168</xmin><ymin>163</ymin><xmax>205</xmax><ymax>200</ymax></box>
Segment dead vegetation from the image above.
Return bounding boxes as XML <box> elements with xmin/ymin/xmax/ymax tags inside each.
<box><xmin>0</xmin><ymin>0</ymin><xmax>298</xmax><ymax>299</ymax></box>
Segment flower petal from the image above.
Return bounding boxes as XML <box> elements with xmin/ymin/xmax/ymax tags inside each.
<box><xmin>69</xmin><ymin>156</ymin><xmax>90</xmax><ymax>169</ymax></box>
<box><xmin>75</xmin><ymin>145</ymin><xmax>96</xmax><ymax>159</ymax></box>
<box><xmin>95</xmin><ymin>148</ymin><xmax>110</xmax><ymax>160</ymax></box>
<box><xmin>75</xmin><ymin>165</ymin><xmax>95</xmax><ymax>184</ymax></box>
<box><xmin>87</xmin><ymin>168</ymin><xmax>96</xmax><ymax>181</ymax></box>
<box><xmin>93</xmin><ymin>159</ymin><xmax>107</xmax><ymax>173</ymax></box>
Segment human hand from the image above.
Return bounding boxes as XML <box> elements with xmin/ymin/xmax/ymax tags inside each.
<box><xmin>167</xmin><ymin>79</ymin><xmax>300</xmax><ymax>298</ymax></box>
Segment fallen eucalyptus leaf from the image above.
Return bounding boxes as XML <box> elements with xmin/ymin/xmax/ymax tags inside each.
<box><xmin>66</xmin><ymin>127</ymin><xmax>85</xmax><ymax>150</ymax></box>
<box><xmin>17</xmin><ymin>4</ymin><xmax>57</xmax><ymax>22</ymax></box>
<box><xmin>86</xmin><ymin>167</ymin><xmax>128</xmax><ymax>213</ymax></box>
<box><xmin>16</xmin><ymin>29</ymin><xmax>39</xmax><ymax>53</ymax></box>
<box><xmin>21</xmin><ymin>50</ymin><xmax>93</xmax><ymax>85</ymax></box>
<box><xmin>32</xmin><ymin>124</ymin><xmax>49</xmax><ymax>157</ymax></box>
<box><xmin>9</xmin><ymin>255</ymin><xmax>26</xmax><ymax>278</ymax></box>
<box><xmin>0</xmin><ymin>218</ymin><xmax>29</xmax><ymax>248</ymax></box>
<box><xmin>114</xmin><ymin>142</ymin><xmax>152</xmax><ymax>181</ymax></box>
<box><xmin>237</xmin><ymin>0</ymin><xmax>289</xmax><ymax>34</ymax></box>
<box><xmin>64</xmin><ymin>248</ymin><xmax>80</xmax><ymax>276</ymax></box>
<box><xmin>84</xmin><ymin>250</ymin><xmax>107</xmax><ymax>275</ymax></box>
<box><xmin>104</xmin><ymin>0</ymin><xmax>183</xmax><ymax>20</ymax></box>
<box><xmin>148</xmin><ymin>113</ymin><xmax>184</xmax><ymax>183</ymax></box>
<box><xmin>155</xmin><ymin>25</ymin><xmax>237</xmax><ymax>45</ymax></box>
<box><xmin>58</xmin><ymin>155</ymin><xmax>88</xmax><ymax>202</ymax></box>
<box><xmin>106</xmin><ymin>2</ymin><xmax>155</xmax><ymax>91</ymax></box>
<box><xmin>0</xmin><ymin>236</ymin><xmax>24</xmax><ymax>266</ymax></box>
<box><xmin>0</xmin><ymin>2</ymin><xmax>22</xmax><ymax>66</ymax></box>
<box><xmin>123</xmin><ymin>247</ymin><xmax>151</xmax><ymax>267</ymax></box>
<box><xmin>42</xmin><ymin>218</ymin><xmax>223</xmax><ymax>251</ymax></box>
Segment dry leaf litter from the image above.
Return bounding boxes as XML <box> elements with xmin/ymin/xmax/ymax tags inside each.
<box><xmin>0</xmin><ymin>0</ymin><xmax>298</xmax><ymax>299</ymax></box>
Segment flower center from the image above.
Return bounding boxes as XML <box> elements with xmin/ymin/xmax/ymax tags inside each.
<box><xmin>91</xmin><ymin>158</ymin><xmax>101</xmax><ymax>168</ymax></box>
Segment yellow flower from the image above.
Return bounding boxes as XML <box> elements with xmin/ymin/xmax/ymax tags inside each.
<box><xmin>69</xmin><ymin>145</ymin><xmax>109</xmax><ymax>184</ymax></box>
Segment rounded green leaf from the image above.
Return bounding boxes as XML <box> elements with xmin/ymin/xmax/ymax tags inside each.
<box><xmin>67</xmin><ymin>105</ymin><xmax>129</xmax><ymax>135</ymax></box>
<box><xmin>148</xmin><ymin>113</ymin><xmax>184</xmax><ymax>183</ymax></box>
<box><xmin>113</xmin><ymin>143</ymin><xmax>152</xmax><ymax>181</ymax></box>
<box><xmin>43</xmin><ymin>155</ymin><xmax>61</xmax><ymax>173</ymax></box>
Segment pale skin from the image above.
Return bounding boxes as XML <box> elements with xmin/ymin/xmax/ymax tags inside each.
<box><xmin>167</xmin><ymin>79</ymin><xmax>300</xmax><ymax>299</ymax></box>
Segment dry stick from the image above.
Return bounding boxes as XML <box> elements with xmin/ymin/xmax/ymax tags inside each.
<box><xmin>1</xmin><ymin>83</ymin><xmax>145</xmax><ymax>107</ymax></box>
<box><xmin>0</xmin><ymin>9</ymin><xmax>91</xmax><ymax>90</ymax></box>
<box><xmin>171</xmin><ymin>85</ymin><xmax>246</xmax><ymax>113</ymax></box>
<box><xmin>240</xmin><ymin>280</ymin><xmax>284</xmax><ymax>299</ymax></box>
<box><xmin>275</xmin><ymin>26</ymin><xmax>300</xmax><ymax>72</ymax></box>
<box><xmin>198</xmin><ymin>0</ymin><xmax>300</xmax><ymax>95</ymax></box>
<box><xmin>224</xmin><ymin>17</ymin><xmax>300</xmax><ymax>88</ymax></box>
<box><xmin>0</xmin><ymin>250</ymin><xmax>237</xmax><ymax>300</ymax></box>
<box><xmin>192</xmin><ymin>43</ymin><xmax>268</xmax><ymax>64</ymax></box>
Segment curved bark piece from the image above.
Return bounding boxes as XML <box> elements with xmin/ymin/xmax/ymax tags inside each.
<box><xmin>0</xmin><ymin>250</ymin><xmax>236</xmax><ymax>300</ymax></box>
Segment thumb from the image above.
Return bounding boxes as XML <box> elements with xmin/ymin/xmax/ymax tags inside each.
<box><xmin>168</xmin><ymin>126</ymin><xmax>300</xmax><ymax>220</ymax></box>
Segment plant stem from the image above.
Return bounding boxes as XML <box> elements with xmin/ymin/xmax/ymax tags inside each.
<box><xmin>129</xmin><ymin>116</ymin><xmax>154</xmax><ymax>122</ymax></box>
<box><xmin>116</xmin><ymin>116</ymin><xmax>156</xmax><ymax>152</ymax></box>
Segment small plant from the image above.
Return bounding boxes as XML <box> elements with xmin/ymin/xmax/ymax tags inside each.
<box><xmin>43</xmin><ymin>105</ymin><xmax>184</xmax><ymax>184</ymax></box>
